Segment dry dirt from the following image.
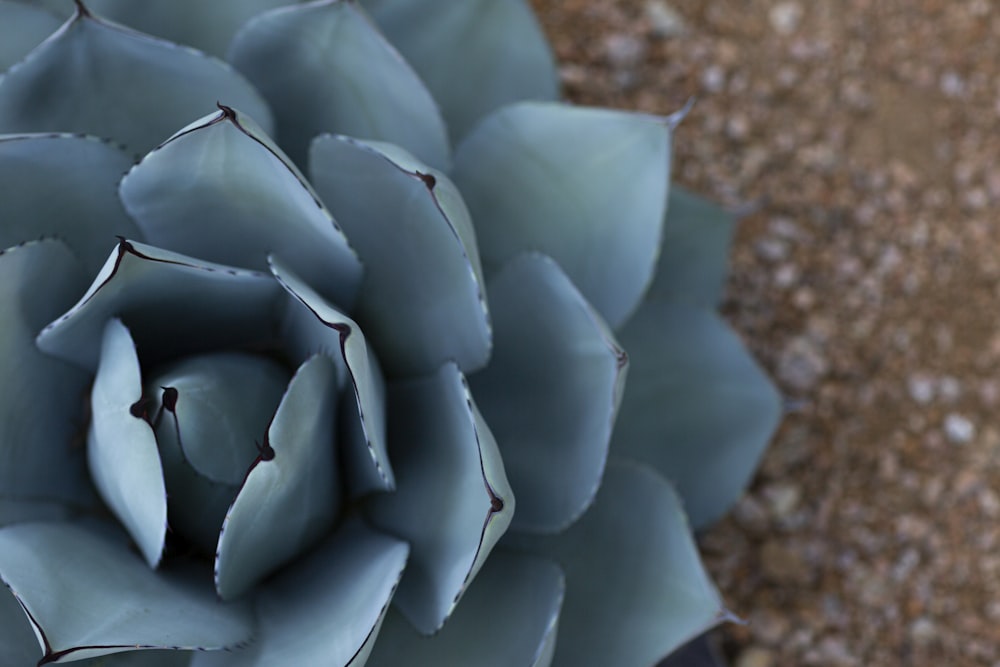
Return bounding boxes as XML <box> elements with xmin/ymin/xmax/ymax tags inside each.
<box><xmin>531</xmin><ymin>1</ymin><xmax>1000</xmax><ymax>665</ymax></box>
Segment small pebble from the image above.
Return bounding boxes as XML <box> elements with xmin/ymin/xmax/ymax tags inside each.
<box><xmin>944</xmin><ymin>413</ymin><xmax>975</xmax><ymax>444</ymax></box>
<box><xmin>645</xmin><ymin>0</ymin><xmax>686</xmax><ymax>38</ymax></box>
<box><xmin>769</xmin><ymin>2</ymin><xmax>803</xmax><ymax>35</ymax></box>
<box><xmin>735</xmin><ymin>647</ymin><xmax>775</xmax><ymax>667</ymax></box>
<box><xmin>777</xmin><ymin>336</ymin><xmax>828</xmax><ymax>392</ymax></box>
<box><xmin>603</xmin><ymin>33</ymin><xmax>645</xmax><ymax>68</ymax></box>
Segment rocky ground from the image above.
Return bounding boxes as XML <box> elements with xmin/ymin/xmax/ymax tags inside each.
<box><xmin>532</xmin><ymin>1</ymin><xmax>1000</xmax><ymax>665</ymax></box>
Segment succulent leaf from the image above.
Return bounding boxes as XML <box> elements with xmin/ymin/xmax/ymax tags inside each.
<box><xmin>452</xmin><ymin>102</ymin><xmax>672</xmax><ymax>328</ymax></box>
<box><xmin>366</xmin><ymin>551</ymin><xmax>564</xmax><ymax>667</ymax></box>
<box><xmin>85</xmin><ymin>0</ymin><xmax>292</xmax><ymax>57</ymax></box>
<box><xmin>0</xmin><ymin>134</ymin><xmax>139</xmax><ymax>274</ymax></box>
<box><xmin>78</xmin><ymin>649</ymin><xmax>194</xmax><ymax>666</ymax></box>
<box><xmin>362</xmin><ymin>0</ymin><xmax>558</xmax><ymax>141</ymax></box>
<box><xmin>228</xmin><ymin>0</ymin><xmax>449</xmax><ymax>169</ymax></box>
<box><xmin>120</xmin><ymin>106</ymin><xmax>362</xmax><ymax>310</ymax></box>
<box><xmin>214</xmin><ymin>354</ymin><xmax>341</xmax><ymax>600</ymax></box>
<box><xmin>366</xmin><ymin>361</ymin><xmax>514</xmax><ymax>635</ymax></box>
<box><xmin>309</xmin><ymin>135</ymin><xmax>491</xmax><ymax>376</ymax></box>
<box><xmin>0</xmin><ymin>1</ymin><xmax>61</xmax><ymax>72</ymax></box>
<box><xmin>504</xmin><ymin>459</ymin><xmax>729</xmax><ymax>667</ymax></box>
<box><xmin>36</xmin><ymin>240</ymin><xmax>284</xmax><ymax>373</ymax></box>
<box><xmin>0</xmin><ymin>580</ymin><xmax>42</xmax><ymax>665</ymax></box>
<box><xmin>87</xmin><ymin>319</ymin><xmax>167</xmax><ymax>568</ymax></box>
<box><xmin>192</xmin><ymin>518</ymin><xmax>409</xmax><ymax>667</ymax></box>
<box><xmin>0</xmin><ymin>239</ymin><xmax>94</xmax><ymax>511</ymax></box>
<box><xmin>0</xmin><ymin>5</ymin><xmax>273</xmax><ymax>156</ymax></box>
<box><xmin>0</xmin><ymin>521</ymin><xmax>254</xmax><ymax>663</ymax></box>
<box><xmin>612</xmin><ymin>302</ymin><xmax>782</xmax><ymax>529</ymax></box>
<box><xmin>145</xmin><ymin>353</ymin><xmax>291</xmax><ymax>554</ymax></box>
<box><xmin>271</xmin><ymin>255</ymin><xmax>394</xmax><ymax>496</ymax></box>
<box><xmin>644</xmin><ymin>186</ymin><xmax>737</xmax><ymax>310</ymax></box>
<box><xmin>470</xmin><ymin>254</ymin><xmax>627</xmax><ymax>533</ymax></box>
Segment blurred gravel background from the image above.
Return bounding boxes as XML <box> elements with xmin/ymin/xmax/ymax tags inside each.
<box><xmin>531</xmin><ymin>1</ymin><xmax>1000</xmax><ymax>665</ymax></box>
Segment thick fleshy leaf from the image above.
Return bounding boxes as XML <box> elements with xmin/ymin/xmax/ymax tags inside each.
<box><xmin>120</xmin><ymin>106</ymin><xmax>361</xmax><ymax>310</ymax></box>
<box><xmin>452</xmin><ymin>102</ymin><xmax>673</xmax><ymax>328</ymax></box>
<box><xmin>88</xmin><ymin>319</ymin><xmax>167</xmax><ymax>568</ymax></box>
<box><xmin>367</xmin><ymin>551</ymin><xmax>564</xmax><ymax>667</ymax></box>
<box><xmin>146</xmin><ymin>353</ymin><xmax>291</xmax><ymax>554</ymax></box>
<box><xmin>309</xmin><ymin>135</ymin><xmax>491</xmax><ymax>376</ymax></box>
<box><xmin>470</xmin><ymin>254</ymin><xmax>626</xmax><ymax>533</ymax></box>
<box><xmin>0</xmin><ymin>239</ymin><xmax>93</xmax><ymax>508</ymax></box>
<box><xmin>366</xmin><ymin>361</ymin><xmax>514</xmax><ymax>634</ymax></box>
<box><xmin>270</xmin><ymin>256</ymin><xmax>393</xmax><ymax>496</ymax></box>
<box><xmin>505</xmin><ymin>459</ymin><xmax>729</xmax><ymax>667</ymax></box>
<box><xmin>363</xmin><ymin>0</ymin><xmax>558</xmax><ymax>141</ymax></box>
<box><xmin>85</xmin><ymin>0</ymin><xmax>293</xmax><ymax>57</ymax></box>
<box><xmin>0</xmin><ymin>522</ymin><xmax>254</xmax><ymax>664</ymax></box>
<box><xmin>612</xmin><ymin>302</ymin><xmax>782</xmax><ymax>529</ymax></box>
<box><xmin>192</xmin><ymin>518</ymin><xmax>409</xmax><ymax>667</ymax></box>
<box><xmin>228</xmin><ymin>0</ymin><xmax>450</xmax><ymax>169</ymax></box>
<box><xmin>0</xmin><ymin>5</ymin><xmax>273</xmax><ymax>156</ymax></box>
<box><xmin>78</xmin><ymin>649</ymin><xmax>193</xmax><ymax>666</ymax></box>
<box><xmin>0</xmin><ymin>583</ymin><xmax>40</xmax><ymax>666</ymax></box>
<box><xmin>0</xmin><ymin>134</ymin><xmax>139</xmax><ymax>274</ymax></box>
<box><xmin>214</xmin><ymin>354</ymin><xmax>340</xmax><ymax>600</ymax></box>
<box><xmin>644</xmin><ymin>186</ymin><xmax>736</xmax><ymax>310</ymax></box>
<box><xmin>0</xmin><ymin>1</ymin><xmax>61</xmax><ymax>72</ymax></box>
<box><xmin>37</xmin><ymin>239</ymin><xmax>283</xmax><ymax>373</ymax></box>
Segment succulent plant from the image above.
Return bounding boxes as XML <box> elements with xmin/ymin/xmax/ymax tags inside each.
<box><xmin>0</xmin><ymin>1</ymin><xmax>781</xmax><ymax>666</ymax></box>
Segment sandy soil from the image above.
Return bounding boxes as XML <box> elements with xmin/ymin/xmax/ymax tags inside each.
<box><xmin>531</xmin><ymin>1</ymin><xmax>1000</xmax><ymax>665</ymax></box>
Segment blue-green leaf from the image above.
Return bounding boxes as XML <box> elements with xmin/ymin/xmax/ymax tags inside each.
<box><xmin>470</xmin><ymin>254</ymin><xmax>626</xmax><ymax>533</ymax></box>
<box><xmin>0</xmin><ymin>134</ymin><xmax>139</xmax><ymax>274</ymax></box>
<box><xmin>228</xmin><ymin>0</ymin><xmax>449</xmax><ymax>169</ymax></box>
<box><xmin>214</xmin><ymin>354</ymin><xmax>341</xmax><ymax>600</ymax></box>
<box><xmin>85</xmin><ymin>0</ymin><xmax>293</xmax><ymax>57</ymax></box>
<box><xmin>0</xmin><ymin>239</ymin><xmax>94</xmax><ymax>511</ymax></box>
<box><xmin>367</xmin><ymin>551</ymin><xmax>563</xmax><ymax>667</ymax></box>
<box><xmin>362</xmin><ymin>0</ymin><xmax>558</xmax><ymax>141</ymax></box>
<box><xmin>0</xmin><ymin>522</ymin><xmax>254</xmax><ymax>664</ymax></box>
<box><xmin>366</xmin><ymin>361</ymin><xmax>514</xmax><ymax>634</ymax></box>
<box><xmin>644</xmin><ymin>186</ymin><xmax>735</xmax><ymax>310</ymax></box>
<box><xmin>309</xmin><ymin>135</ymin><xmax>491</xmax><ymax>376</ymax></box>
<box><xmin>0</xmin><ymin>583</ymin><xmax>41</xmax><ymax>665</ymax></box>
<box><xmin>87</xmin><ymin>319</ymin><xmax>167</xmax><ymax>568</ymax></box>
<box><xmin>612</xmin><ymin>302</ymin><xmax>782</xmax><ymax>529</ymax></box>
<box><xmin>452</xmin><ymin>102</ymin><xmax>672</xmax><ymax>328</ymax></box>
<box><xmin>37</xmin><ymin>240</ymin><xmax>283</xmax><ymax>373</ymax></box>
<box><xmin>146</xmin><ymin>353</ymin><xmax>291</xmax><ymax>555</ymax></box>
<box><xmin>0</xmin><ymin>5</ymin><xmax>273</xmax><ymax>155</ymax></box>
<box><xmin>271</xmin><ymin>255</ymin><xmax>394</xmax><ymax>497</ymax></box>
<box><xmin>120</xmin><ymin>105</ymin><xmax>361</xmax><ymax>310</ymax></box>
<box><xmin>505</xmin><ymin>459</ymin><xmax>729</xmax><ymax>667</ymax></box>
<box><xmin>192</xmin><ymin>518</ymin><xmax>408</xmax><ymax>667</ymax></box>
<box><xmin>0</xmin><ymin>1</ymin><xmax>61</xmax><ymax>72</ymax></box>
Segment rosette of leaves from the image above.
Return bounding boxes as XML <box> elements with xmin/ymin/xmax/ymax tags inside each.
<box><xmin>0</xmin><ymin>1</ymin><xmax>781</xmax><ymax>666</ymax></box>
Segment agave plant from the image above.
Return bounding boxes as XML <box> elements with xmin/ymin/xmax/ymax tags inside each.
<box><xmin>0</xmin><ymin>1</ymin><xmax>781</xmax><ymax>665</ymax></box>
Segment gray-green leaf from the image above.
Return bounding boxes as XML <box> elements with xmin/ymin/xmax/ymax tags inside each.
<box><xmin>505</xmin><ymin>459</ymin><xmax>730</xmax><ymax>667</ymax></box>
<box><xmin>0</xmin><ymin>522</ymin><xmax>253</xmax><ymax>664</ymax></box>
<box><xmin>612</xmin><ymin>301</ymin><xmax>782</xmax><ymax>528</ymax></box>
<box><xmin>87</xmin><ymin>319</ymin><xmax>167</xmax><ymax>568</ymax></box>
<box><xmin>362</xmin><ymin>0</ymin><xmax>558</xmax><ymax>141</ymax></box>
<box><xmin>452</xmin><ymin>102</ymin><xmax>672</xmax><ymax>328</ymax></box>
<box><xmin>229</xmin><ymin>0</ymin><xmax>449</xmax><ymax>169</ymax></box>
<box><xmin>470</xmin><ymin>253</ymin><xmax>626</xmax><ymax>533</ymax></box>
<box><xmin>309</xmin><ymin>135</ymin><xmax>491</xmax><ymax>376</ymax></box>
<box><xmin>366</xmin><ymin>361</ymin><xmax>514</xmax><ymax>634</ymax></box>
<box><xmin>120</xmin><ymin>105</ymin><xmax>361</xmax><ymax>310</ymax></box>
<box><xmin>0</xmin><ymin>5</ymin><xmax>273</xmax><ymax>155</ymax></box>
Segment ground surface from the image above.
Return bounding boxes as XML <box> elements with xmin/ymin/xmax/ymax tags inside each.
<box><xmin>531</xmin><ymin>1</ymin><xmax>1000</xmax><ymax>665</ymax></box>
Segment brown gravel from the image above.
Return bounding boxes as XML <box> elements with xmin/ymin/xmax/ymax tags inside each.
<box><xmin>530</xmin><ymin>1</ymin><xmax>1000</xmax><ymax>665</ymax></box>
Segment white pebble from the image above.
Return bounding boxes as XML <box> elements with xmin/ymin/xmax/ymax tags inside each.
<box><xmin>944</xmin><ymin>413</ymin><xmax>975</xmax><ymax>444</ymax></box>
